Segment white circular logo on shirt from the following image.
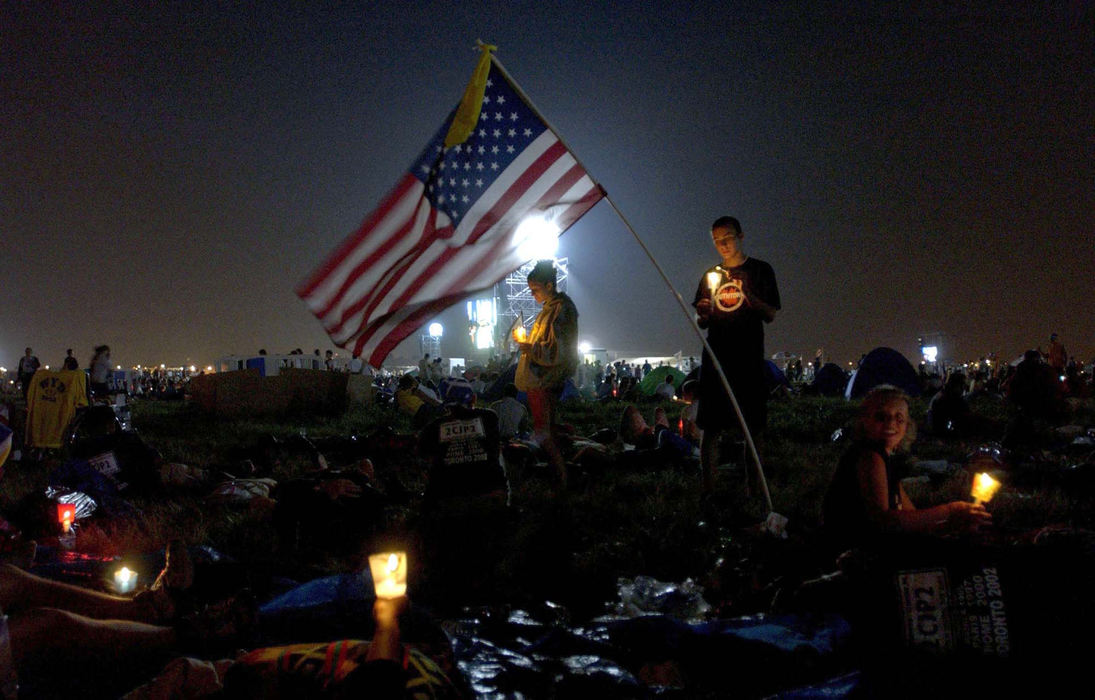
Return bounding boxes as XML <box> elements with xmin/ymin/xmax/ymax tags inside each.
<box><xmin>714</xmin><ymin>279</ymin><xmax>744</xmax><ymax>312</ymax></box>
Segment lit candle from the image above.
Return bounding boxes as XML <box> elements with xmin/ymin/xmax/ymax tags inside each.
<box><xmin>368</xmin><ymin>552</ymin><xmax>407</xmax><ymax>599</ymax></box>
<box><xmin>513</xmin><ymin>325</ymin><xmax>528</xmax><ymax>343</ymax></box>
<box><xmin>113</xmin><ymin>567</ymin><xmax>138</xmax><ymax>594</ymax></box>
<box><xmin>971</xmin><ymin>472</ymin><xmax>1001</xmax><ymax>506</ymax></box>
<box><xmin>57</xmin><ymin>504</ymin><xmax>75</xmax><ymax>534</ymax></box>
<box><xmin>706</xmin><ymin>270</ymin><xmax>722</xmax><ymax>295</ymax></box>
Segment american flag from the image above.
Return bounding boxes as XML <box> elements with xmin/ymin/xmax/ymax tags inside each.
<box><xmin>297</xmin><ymin>55</ymin><xmax>604</xmax><ymax>368</ymax></box>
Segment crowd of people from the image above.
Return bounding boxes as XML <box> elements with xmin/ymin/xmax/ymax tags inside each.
<box><xmin>3</xmin><ymin>215</ymin><xmax>1091</xmax><ymax>697</ymax></box>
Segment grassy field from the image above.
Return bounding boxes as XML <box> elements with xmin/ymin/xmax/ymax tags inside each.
<box><xmin>5</xmin><ymin>390</ymin><xmax>1091</xmax><ymax>620</ymax></box>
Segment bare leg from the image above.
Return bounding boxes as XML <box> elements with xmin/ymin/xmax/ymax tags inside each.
<box><xmin>527</xmin><ymin>387</ymin><xmax>567</xmax><ymax>489</ymax></box>
<box><xmin>9</xmin><ymin>607</ymin><xmax>176</xmax><ymax>671</ymax></box>
<box><xmin>0</xmin><ymin>564</ymin><xmax>152</xmax><ymax>621</ymax></box>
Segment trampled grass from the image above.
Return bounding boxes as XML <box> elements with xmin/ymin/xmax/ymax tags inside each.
<box><xmin>11</xmin><ymin>390</ymin><xmax>1093</xmax><ymax>618</ymax></box>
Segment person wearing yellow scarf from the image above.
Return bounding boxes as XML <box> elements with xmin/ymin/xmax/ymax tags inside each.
<box><xmin>514</xmin><ymin>260</ymin><xmax>578</xmax><ymax>489</ymax></box>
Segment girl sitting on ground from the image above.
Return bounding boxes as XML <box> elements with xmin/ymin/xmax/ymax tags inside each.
<box><xmin>821</xmin><ymin>384</ymin><xmax>990</xmax><ymax>551</ymax></box>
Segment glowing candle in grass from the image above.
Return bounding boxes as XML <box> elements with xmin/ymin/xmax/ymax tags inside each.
<box><xmin>368</xmin><ymin>552</ymin><xmax>407</xmax><ymax>599</ymax></box>
<box><xmin>57</xmin><ymin>504</ymin><xmax>75</xmax><ymax>534</ymax></box>
<box><xmin>113</xmin><ymin>567</ymin><xmax>137</xmax><ymax>594</ymax></box>
<box><xmin>971</xmin><ymin>472</ymin><xmax>1002</xmax><ymax>506</ymax></box>
<box><xmin>706</xmin><ymin>270</ymin><xmax>722</xmax><ymax>295</ymax></box>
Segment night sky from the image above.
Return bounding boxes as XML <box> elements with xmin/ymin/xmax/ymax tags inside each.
<box><xmin>4</xmin><ymin>2</ymin><xmax>1092</xmax><ymax>371</ymax></box>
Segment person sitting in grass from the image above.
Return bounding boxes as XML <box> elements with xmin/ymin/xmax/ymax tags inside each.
<box><xmin>678</xmin><ymin>379</ymin><xmax>703</xmax><ymax>449</ymax></box>
<box><xmin>418</xmin><ymin>389</ymin><xmax>507</xmax><ymax>506</ymax></box>
<box><xmin>489</xmin><ymin>383</ymin><xmax>529</xmax><ymax>441</ymax></box>
<box><xmin>926</xmin><ymin>371</ymin><xmax>987</xmax><ymax>438</ymax></box>
<box><xmin>395</xmin><ymin>374</ymin><xmax>445</xmax><ymax>429</ymax></box>
<box><xmin>654</xmin><ymin>373</ymin><xmax>676</xmax><ymax>401</ymax></box>
<box><xmin>821</xmin><ymin>385</ymin><xmax>991</xmax><ymax>552</ymax></box>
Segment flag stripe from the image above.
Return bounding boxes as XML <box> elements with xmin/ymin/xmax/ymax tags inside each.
<box><xmin>353</xmin><ymin>175</ymin><xmax>599</xmax><ymax>366</ymax></box>
<box><xmin>345</xmin><ymin>160</ymin><xmax>600</xmax><ymax>358</ymax></box>
<box><xmin>329</xmin><ymin>202</ymin><xmax>443</xmax><ymax>340</ymax></box>
<box><xmin>312</xmin><ymin>184</ymin><xmax>431</xmax><ymax>326</ymax></box>
<box><xmin>334</xmin><ymin>135</ymin><xmax>569</xmax><ymax>346</ymax></box>
<box><xmin>299</xmin><ymin>57</ymin><xmax>605</xmax><ymax>366</ymax></box>
<box><xmin>369</xmin><ymin>138</ymin><xmax>570</xmax><ymax>317</ymax></box>
<box><xmin>324</xmin><ymin>192</ymin><xmax>440</xmax><ymax>336</ymax></box>
<box><xmin>296</xmin><ymin>174</ymin><xmax>419</xmax><ymax>299</ymax></box>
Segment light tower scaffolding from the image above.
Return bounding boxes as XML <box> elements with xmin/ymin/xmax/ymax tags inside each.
<box><xmin>419</xmin><ymin>333</ymin><xmax>440</xmax><ymax>359</ymax></box>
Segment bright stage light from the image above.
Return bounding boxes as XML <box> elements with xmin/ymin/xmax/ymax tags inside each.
<box><xmin>514</xmin><ymin>215</ymin><xmax>560</xmax><ymax>262</ymax></box>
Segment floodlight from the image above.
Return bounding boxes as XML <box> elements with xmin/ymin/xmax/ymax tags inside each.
<box><xmin>514</xmin><ymin>215</ymin><xmax>560</xmax><ymax>262</ymax></box>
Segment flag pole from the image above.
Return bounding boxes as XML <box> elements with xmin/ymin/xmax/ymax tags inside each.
<box><xmin>489</xmin><ymin>48</ymin><xmax>775</xmax><ymax>514</ymax></box>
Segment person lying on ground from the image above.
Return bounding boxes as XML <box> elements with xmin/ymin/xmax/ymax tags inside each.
<box><xmin>272</xmin><ymin>459</ymin><xmax>388</xmax><ymax>555</ymax></box>
<box><xmin>618</xmin><ymin>405</ymin><xmax>696</xmax><ymax>460</ymax></box>
<box><xmin>0</xmin><ymin>541</ymin><xmax>256</xmax><ymax>696</ymax></box>
<box><xmin>3</xmin><ymin>546</ymin><xmax>461</xmax><ymax>698</ymax></box>
<box><xmin>219</xmin><ymin>596</ymin><xmax>462</xmax><ymax>699</ymax></box>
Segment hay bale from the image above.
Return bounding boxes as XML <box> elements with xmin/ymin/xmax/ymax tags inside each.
<box><xmin>346</xmin><ymin>374</ymin><xmax>376</xmax><ymax>406</ymax></box>
<box><xmin>280</xmin><ymin>368</ymin><xmax>347</xmax><ymax>415</ymax></box>
<box><xmin>189</xmin><ymin>369</ymin><xmax>349</xmax><ymax>417</ymax></box>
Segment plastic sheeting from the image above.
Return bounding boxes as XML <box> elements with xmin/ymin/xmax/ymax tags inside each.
<box><xmin>445</xmin><ymin>607</ymin><xmax>854</xmax><ymax>698</ymax></box>
<box><xmin>256</xmin><ymin>574</ymin><xmax>856</xmax><ymax>697</ymax></box>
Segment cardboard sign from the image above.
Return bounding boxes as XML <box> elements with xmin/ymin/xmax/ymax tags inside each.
<box><xmin>896</xmin><ymin>569</ymin><xmax>954</xmax><ymax>653</ymax></box>
<box><xmin>87</xmin><ymin>451</ymin><xmax>121</xmax><ymax>478</ymax></box>
<box><xmin>896</xmin><ymin>564</ymin><xmax>1011</xmax><ymax>658</ymax></box>
<box><xmin>439</xmin><ymin>417</ymin><xmax>486</xmax><ymax>442</ymax></box>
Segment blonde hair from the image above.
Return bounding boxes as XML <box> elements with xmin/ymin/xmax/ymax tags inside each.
<box><xmin>854</xmin><ymin>384</ymin><xmax>916</xmax><ymax>451</ymax></box>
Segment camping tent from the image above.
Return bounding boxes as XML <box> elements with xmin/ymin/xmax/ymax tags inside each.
<box><xmin>844</xmin><ymin>347</ymin><xmax>921</xmax><ymax>399</ymax></box>
<box><xmin>811</xmin><ymin>363</ymin><xmax>849</xmax><ymax>397</ymax></box>
<box><xmin>637</xmin><ymin>366</ymin><xmax>686</xmax><ymax>396</ymax></box>
<box><xmin>764</xmin><ymin>360</ymin><xmax>791</xmax><ymax>392</ymax></box>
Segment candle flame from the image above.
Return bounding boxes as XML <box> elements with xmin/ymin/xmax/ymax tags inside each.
<box><xmin>971</xmin><ymin>472</ymin><xmax>1001</xmax><ymax>505</ymax></box>
<box><xmin>117</xmin><ymin>567</ymin><xmax>133</xmax><ymax>583</ymax></box>
<box><xmin>368</xmin><ymin>551</ymin><xmax>408</xmax><ymax>599</ymax></box>
<box><xmin>706</xmin><ymin>271</ymin><xmax>721</xmax><ymax>293</ymax></box>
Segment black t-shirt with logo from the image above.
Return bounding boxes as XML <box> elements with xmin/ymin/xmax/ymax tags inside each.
<box><xmin>692</xmin><ymin>257</ymin><xmax>780</xmax><ymax>429</ymax></box>
<box><xmin>693</xmin><ymin>257</ymin><xmax>780</xmax><ymax>369</ymax></box>
<box><xmin>419</xmin><ymin>406</ymin><xmax>506</xmax><ymax>499</ymax></box>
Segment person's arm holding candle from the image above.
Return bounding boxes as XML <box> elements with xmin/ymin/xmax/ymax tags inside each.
<box><xmin>857</xmin><ymin>452</ymin><xmax>992</xmax><ymax>535</ymax></box>
<box><xmin>365</xmin><ymin>595</ymin><xmax>407</xmax><ymax>664</ymax></box>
